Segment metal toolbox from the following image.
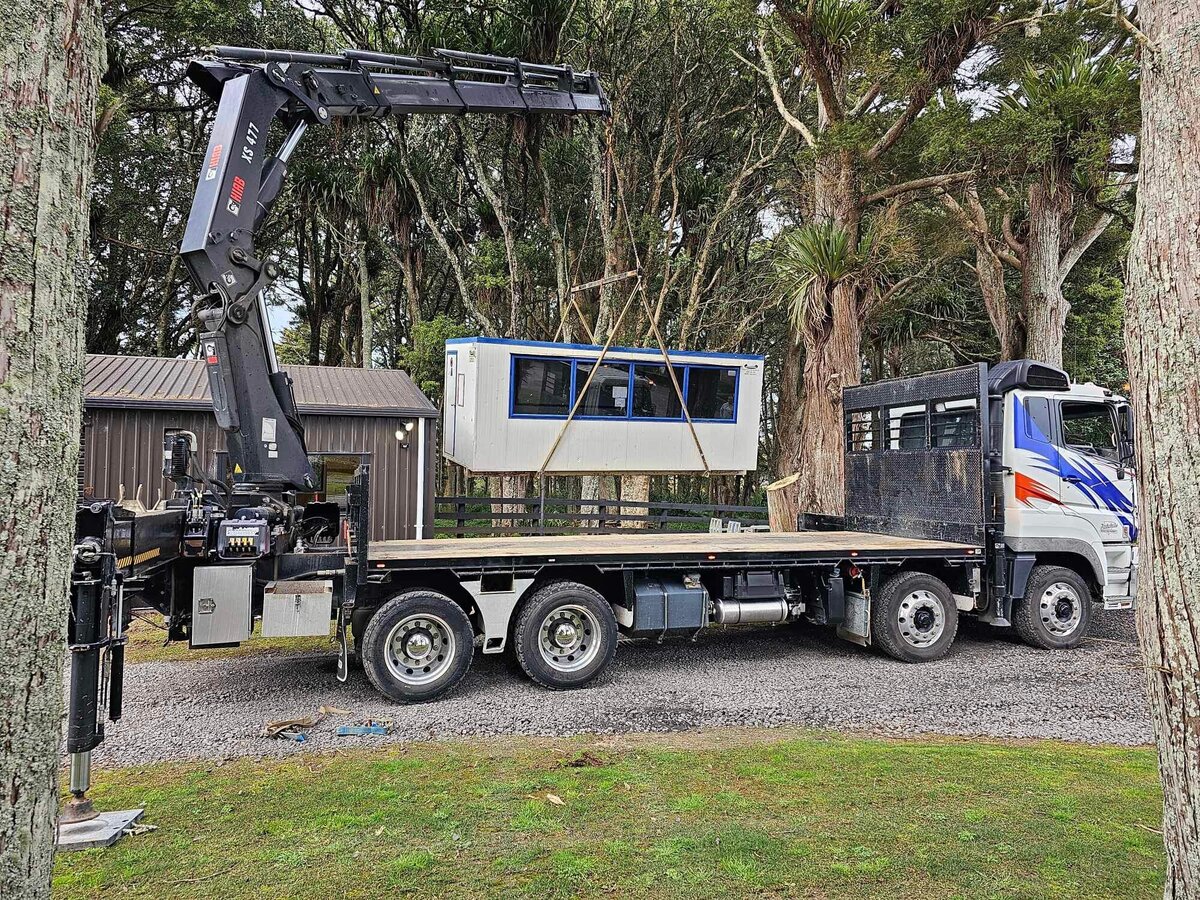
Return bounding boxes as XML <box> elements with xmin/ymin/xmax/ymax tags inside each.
<box><xmin>623</xmin><ymin>575</ymin><xmax>708</xmax><ymax>636</ymax></box>
<box><xmin>191</xmin><ymin>565</ymin><xmax>253</xmax><ymax>646</ymax></box>
<box><xmin>262</xmin><ymin>580</ymin><xmax>333</xmax><ymax>637</ymax></box>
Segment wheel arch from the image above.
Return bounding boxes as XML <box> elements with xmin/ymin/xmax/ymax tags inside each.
<box><xmin>510</xmin><ymin>566</ymin><xmax>622</xmax><ymax>629</ymax></box>
<box><xmin>1027</xmin><ymin>552</ymin><xmax>1103</xmax><ymax>601</ymax></box>
<box><xmin>1006</xmin><ymin>537</ymin><xmax>1106</xmax><ymax>598</ymax></box>
<box><xmin>352</xmin><ymin>572</ymin><xmax>480</xmax><ymax>636</ymax></box>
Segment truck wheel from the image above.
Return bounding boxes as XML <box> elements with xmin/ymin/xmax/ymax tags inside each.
<box><xmin>513</xmin><ymin>581</ymin><xmax>617</xmax><ymax>690</ymax></box>
<box><xmin>360</xmin><ymin>590</ymin><xmax>474</xmax><ymax>703</ymax></box>
<box><xmin>1013</xmin><ymin>565</ymin><xmax>1092</xmax><ymax>650</ymax></box>
<box><xmin>872</xmin><ymin>570</ymin><xmax>959</xmax><ymax>663</ymax></box>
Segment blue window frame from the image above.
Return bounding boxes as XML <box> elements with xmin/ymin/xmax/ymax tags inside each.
<box><xmin>575</xmin><ymin>361</ymin><xmax>631</xmax><ymax>417</ymax></box>
<box><xmin>684</xmin><ymin>365</ymin><xmax>738</xmax><ymax>422</ymax></box>
<box><xmin>508</xmin><ymin>354</ymin><xmax>740</xmax><ymax>423</ymax></box>
<box><xmin>511</xmin><ymin>356</ymin><xmax>573</xmax><ymax>416</ymax></box>
<box><xmin>631</xmin><ymin>363</ymin><xmax>683</xmax><ymax>420</ymax></box>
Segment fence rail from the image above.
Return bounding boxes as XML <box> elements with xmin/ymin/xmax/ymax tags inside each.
<box><xmin>434</xmin><ymin>495</ymin><xmax>768</xmax><ymax>538</ymax></box>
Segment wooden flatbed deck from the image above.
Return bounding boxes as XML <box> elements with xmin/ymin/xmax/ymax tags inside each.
<box><xmin>364</xmin><ymin>530</ymin><xmax>981</xmax><ymax>570</ymax></box>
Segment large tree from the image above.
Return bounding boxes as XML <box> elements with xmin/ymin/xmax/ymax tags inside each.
<box><xmin>0</xmin><ymin>0</ymin><xmax>105</xmax><ymax>895</ymax></box>
<box><xmin>761</xmin><ymin>0</ymin><xmax>1014</xmax><ymax>514</ymax></box>
<box><xmin>1124</xmin><ymin>0</ymin><xmax>1200</xmax><ymax>895</ymax></box>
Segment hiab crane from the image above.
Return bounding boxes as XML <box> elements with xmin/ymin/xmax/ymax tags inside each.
<box><xmin>60</xmin><ymin>45</ymin><xmax>608</xmax><ymax>844</ymax></box>
<box><xmin>62</xmin><ymin>43</ymin><xmax>1140</xmax><ymax>851</ymax></box>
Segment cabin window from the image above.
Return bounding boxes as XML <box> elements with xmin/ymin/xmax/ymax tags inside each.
<box><xmin>686</xmin><ymin>367</ymin><xmax>737</xmax><ymax>421</ymax></box>
<box><xmin>575</xmin><ymin>361</ymin><xmax>630</xmax><ymax>417</ymax></box>
<box><xmin>632</xmin><ymin>364</ymin><xmax>684</xmax><ymax>419</ymax></box>
<box><xmin>512</xmin><ymin>357</ymin><xmax>572</xmax><ymax>415</ymax></box>
<box><xmin>887</xmin><ymin>404</ymin><xmax>928</xmax><ymax>450</ymax></box>
<box><xmin>507</xmin><ymin>353</ymin><xmax>742</xmax><ymax>423</ymax></box>
<box><xmin>1023</xmin><ymin>396</ymin><xmax>1053</xmax><ymax>442</ymax></box>
<box><xmin>1060</xmin><ymin>401</ymin><xmax>1119</xmax><ymax>462</ymax></box>
<box><xmin>930</xmin><ymin>398</ymin><xmax>978</xmax><ymax>448</ymax></box>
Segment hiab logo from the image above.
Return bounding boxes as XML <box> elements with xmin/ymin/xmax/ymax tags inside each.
<box><xmin>204</xmin><ymin>144</ymin><xmax>223</xmax><ymax>181</ymax></box>
<box><xmin>226</xmin><ymin>175</ymin><xmax>245</xmax><ymax>216</ymax></box>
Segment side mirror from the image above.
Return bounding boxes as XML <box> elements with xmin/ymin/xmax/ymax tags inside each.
<box><xmin>1116</xmin><ymin>405</ymin><xmax>1136</xmax><ymax>472</ymax></box>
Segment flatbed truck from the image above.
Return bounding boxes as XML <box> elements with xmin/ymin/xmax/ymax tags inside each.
<box><xmin>61</xmin><ymin>45</ymin><xmax>1138</xmax><ymax>820</ymax></box>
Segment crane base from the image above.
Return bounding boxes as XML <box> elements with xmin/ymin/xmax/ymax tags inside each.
<box><xmin>56</xmin><ymin>808</ymin><xmax>143</xmax><ymax>851</ymax></box>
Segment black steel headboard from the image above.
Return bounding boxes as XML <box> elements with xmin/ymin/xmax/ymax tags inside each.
<box><xmin>841</xmin><ymin>363</ymin><xmax>990</xmax><ymax>546</ymax></box>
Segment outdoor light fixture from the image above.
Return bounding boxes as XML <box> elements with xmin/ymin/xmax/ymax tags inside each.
<box><xmin>395</xmin><ymin>420</ymin><xmax>415</xmax><ymax>447</ymax></box>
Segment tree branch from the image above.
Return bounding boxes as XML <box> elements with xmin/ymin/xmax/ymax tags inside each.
<box><xmin>745</xmin><ymin>33</ymin><xmax>816</xmax><ymax>147</ymax></box>
<box><xmin>863</xmin><ymin>171</ymin><xmax>974</xmax><ymax>206</ymax></box>
<box><xmin>776</xmin><ymin>8</ymin><xmax>844</xmax><ymax>124</ymax></box>
<box><xmin>1057</xmin><ymin>212</ymin><xmax>1114</xmax><ymax>287</ymax></box>
<box><xmin>848</xmin><ymin>78</ymin><xmax>884</xmax><ymax>119</ymax></box>
<box><xmin>1001</xmin><ymin>209</ymin><xmax>1025</xmax><ymax>257</ymax></box>
<box><xmin>866</xmin><ymin>89</ymin><xmax>931</xmax><ymax>161</ymax></box>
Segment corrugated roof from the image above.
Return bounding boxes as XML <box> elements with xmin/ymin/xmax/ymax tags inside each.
<box><xmin>84</xmin><ymin>354</ymin><xmax>437</xmax><ymax>417</ymax></box>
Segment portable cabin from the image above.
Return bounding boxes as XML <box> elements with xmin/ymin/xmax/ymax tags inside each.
<box><xmin>442</xmin><ymin>338</ymin><xmax>764</xmax><ymax>473</ymax></box>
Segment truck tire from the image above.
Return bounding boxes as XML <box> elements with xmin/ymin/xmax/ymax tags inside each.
<box><xmin>1013</xmin><ymin>565</ymin><xmax>1092</xmax><ymax>650</ymax></box>
<box><xmin>871</xmin><ymin>570</ymin><xmax>959</xmax><ymax>663</ymax></box>
<box><xmin>513</xmin><ymin>580</ymin><xmax>617</xmax><ymax>690</ymax></box>
<box><xmin>360</xmin><ymin>590</ymin><xmax>474</xmax><ymax>703</ymax></box>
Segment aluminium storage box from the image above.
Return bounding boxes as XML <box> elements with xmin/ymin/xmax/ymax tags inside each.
<box><xmin>262</xmin><ymin>580</ymin><xmax>334</xmax><ymax>637</ymax></box>
<box><xmin>190</xmin><ymin>565</ymin><xmax>253</xmax><ymax>646</ymax></box>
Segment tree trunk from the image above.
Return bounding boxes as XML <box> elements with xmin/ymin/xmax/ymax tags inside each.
<box><xmin>1125</xmin><ymin>3</ymin><xmax>1200</xmax><ymax>896</ymax></box>
<box><xmin>775</xmin><ymin>333</ymin><xmax>803</xmax><ymax>481</ymax></box>
<box><xmin>357</xmin><ymin>221</ymin><xmax>372</xmax><ymax>369</ymax></box>
<box><xmin>783</xmin><ymin>153</ymin><xmax>862</xmax><ymax>517</ymax></box>
<box><xmin>942</xmin><ymin>190</ymin><xmax>1022</xmax><ymax>360</ymax></box>
<box><xmin>791</xmin><ymin>280</ymin><xmax>861</xmax><ymax>515</ymax></box>
<box><xmin>1021</xmin><ymin>170</ymin><xmax>1071</xmax><ymax>367</ymax></box>
<box><xmin>977</xmin><ymin>243</ymin><xmax>1021</xmax><ymax>360</ymax></box>
<box><xmin>620</xmin><ymin>474</ymin><xmax>650</xmax><ymax>529</ymax></box>
<box><xmin>0</xmin><ymin>0</ymin><xmax>103</xmax><ymax>895</ymax></box>
<box><xmin>767</xmin><ymin>473</ymin><xmax>801</xmax><ymax>532</ymax></box>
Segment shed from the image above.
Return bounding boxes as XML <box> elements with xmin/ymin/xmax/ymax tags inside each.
<box><xmin>442</xmin><ymin>337</ymin><xmax>764</xmax><ymax>474</ymax></box>
<box><xmin>82</xmin><ymin>354</ymin><xmax>438</xmax><ymax>540</ymax></box>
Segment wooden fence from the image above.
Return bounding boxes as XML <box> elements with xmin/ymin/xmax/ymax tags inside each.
<box><xmin>435</xmin><ymin>495</ymin><xmax>769</xmax><ymax>538</ymax></box>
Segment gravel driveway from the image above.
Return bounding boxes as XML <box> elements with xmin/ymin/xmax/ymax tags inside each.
<box><xmin>91</xmin><ymin>608</ymin><xmax>1150</xmax><ymax>767</ymax></box>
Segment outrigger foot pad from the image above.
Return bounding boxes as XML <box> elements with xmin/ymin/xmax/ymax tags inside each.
<box><xmin>56</xmin><ymin>807</ymin><xmax>144</xmax><ymax>852</ymax></box>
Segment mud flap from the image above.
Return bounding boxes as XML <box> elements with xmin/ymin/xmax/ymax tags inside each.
<box><xmin>837</xmin><ymin>591</ymin><xmax>871</xmax><ymax>648</ymax></box>
<box><xmin>336</xmin><ymin>605</ymin><xmax>349</xmax><ymax>683</ymax></box>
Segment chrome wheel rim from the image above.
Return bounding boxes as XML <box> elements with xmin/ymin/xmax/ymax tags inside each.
<box><xmin>897</xmin><ymin>589</ymin><xmax>946</xmax><ymax>648</ymax></box>
<box><xmin>538</xmin><ymin>604</ymin><xmax>600</xmax><ymax>673</ymax></box>
<box><xmin>1039</xmin><ymin>582</ymin><xmax>1083</xmax><ymax>637</ymax></box>
<box><xmin>385</xmin><ymin>614</ymin><xmax>456</xmax><ymax>685</ymax></box>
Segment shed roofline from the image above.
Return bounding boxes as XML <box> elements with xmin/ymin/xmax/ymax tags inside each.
<box><xmin>84</xmin><ymin>397</ymin><xmax>439</xmax><ymax>418</ymax></box>
<box><xmin>85</xmin><ymin>353</ymin><xmax>438</xmax><ymax>416</ymax></box>
<box><xmin>446</xmin><ymin>336</ymin><xmax>764</xmax><ymax>362</ymax></box>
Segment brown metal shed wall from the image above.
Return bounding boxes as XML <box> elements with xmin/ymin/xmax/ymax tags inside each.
<box><xmin>82</xmin><ymin>408</ymin><xmax>434</xmax><ymax>541</ymax></box>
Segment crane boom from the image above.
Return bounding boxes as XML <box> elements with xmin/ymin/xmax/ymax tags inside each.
<box><xmin>179</xmin><ymin>46</ymin><xmax>608</xmax><ymax>491</ymax></box>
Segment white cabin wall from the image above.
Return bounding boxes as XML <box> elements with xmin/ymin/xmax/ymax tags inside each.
<box><xmin>443</xmin><ymin>338</ymin><xmax>764</xmax><ymax>474</ymax></box>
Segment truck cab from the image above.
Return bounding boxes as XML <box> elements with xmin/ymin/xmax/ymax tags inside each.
<box><xmin>999</xmin><ymin>366</ymin><xmax>1138</xmax><ymax>615</ymax></box>
<box><xmin>837</xmin><ymin>359</ymin><xmax>1137</xmax><ymax>654</ymax></box>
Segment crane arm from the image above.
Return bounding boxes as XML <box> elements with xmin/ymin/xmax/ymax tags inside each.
<box><xmin>179</xmin><ymin>47</ymin><xmax>608</xmax><ymax>491</ymax></box>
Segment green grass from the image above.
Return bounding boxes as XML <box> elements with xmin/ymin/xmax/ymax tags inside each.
<box><xmin>124</xmin><ymin>617</ymin><xmax>332</xmax><ymax>664</ymax></box>
<box><xmin>54</xmin><ymin>731</ymin><xmax>1164</xmax><ymax>899</ymax></box>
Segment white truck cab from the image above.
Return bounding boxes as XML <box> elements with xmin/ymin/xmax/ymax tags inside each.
<box><xmin>1003</xmin><ymin>375</ymin><xmax>1138</xmax><ymax>613</ymax></box>
<box><xmin>839</xmin><ymin>359</ymin><xmax>1137</xmax><ymax>653</ymax></box>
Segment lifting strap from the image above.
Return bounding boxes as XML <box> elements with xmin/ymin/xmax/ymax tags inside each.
<box><xmin>537</xmin><ymin>125</ymin><xmax>711</xmax><ymax>476</ymax></box>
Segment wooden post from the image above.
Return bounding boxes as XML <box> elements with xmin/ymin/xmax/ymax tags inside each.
<box><xmin>766</xmin><ymin>473</ymin><xmax>802</xmax><ymax>532</ymax></box>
